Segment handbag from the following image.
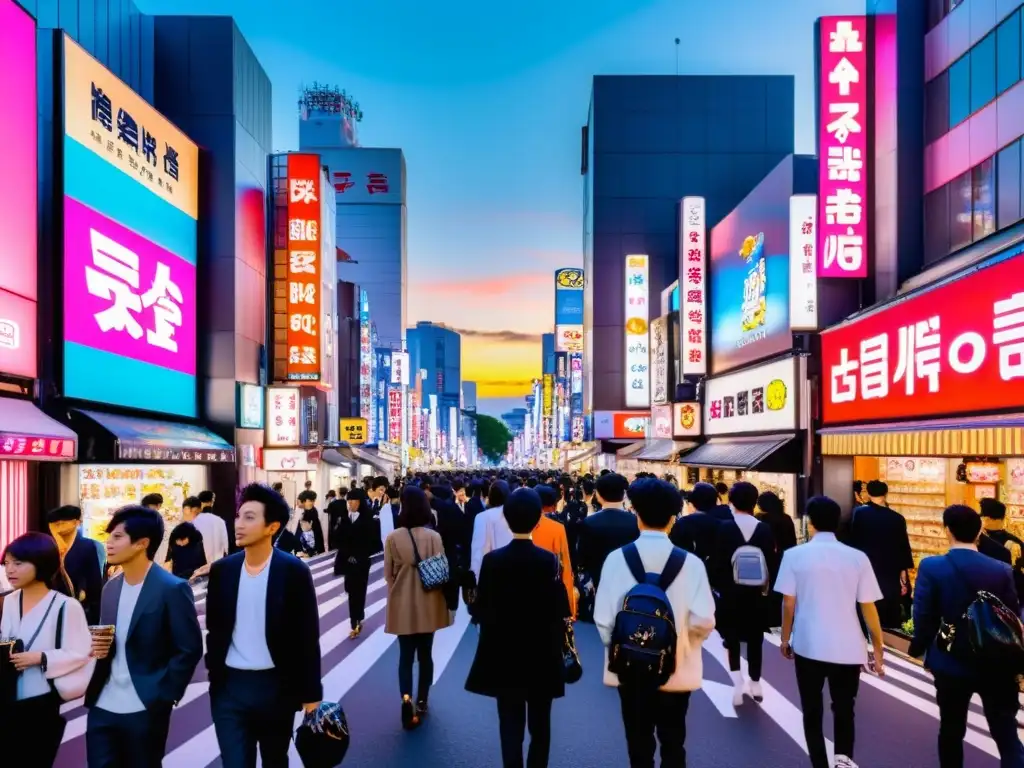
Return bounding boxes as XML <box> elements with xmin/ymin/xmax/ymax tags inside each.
<box><xmin>562</xmin><ymin>618</ymin><xmax>583</xmax><ymax>684</ymax></box>
<box><xmin>20</xmin><ymin>593</ymin><xmax>94</xmax><ymax>702</ymax></box>
<box><xmin>295</xmin><ymin>701</ymin><xmax>350</xmax><ymax>767</ymax></box>
<box><xmin>408</xmin><ymin>529</ymin><xmax>449</xmax><ymax>591</ymax></box>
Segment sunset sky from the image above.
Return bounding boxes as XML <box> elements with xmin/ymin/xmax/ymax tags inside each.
<box><xmin>139</xmin><ymin>0</ymin><xmax>859</xmax><ymax>414</ymax></box>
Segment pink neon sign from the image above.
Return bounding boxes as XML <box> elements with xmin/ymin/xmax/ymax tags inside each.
<box><xmin>818</xmin><ymin>16</ymin><xmax>869</xmax><ymax>279</ymax></box>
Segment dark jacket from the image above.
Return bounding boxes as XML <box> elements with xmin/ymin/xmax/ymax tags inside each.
<box><xmin>578</xmin><ymin>508</ymin><xmax>640</xmax><ymax>588</ymax></box>
<box><xmin>979</xmin><ymin>532</ymin><xmax>1012</xmax><ymax>565</ymax></box>
<box><xmin>85</xmin><ymin>565</ymin><xmax>203</xmax><ymax>708</ymax></box>
<box><xmin>333</xmin><ymin>509</ymin><xmax>378</xmax><ymax>576</ymax></box>
<box><xmin>670</xmin><ymin>511</ymin><xmax>721</xmax><ymax>564</ymax></box>
<box><xmin>326</xmin><ymin>499</ymin><xmax>348</xmax><ymax>551</ymax></box>
<box><xmin>847</xmin><ymin>502</ymin><xmax>914</xmax><ymax>600</ymax></box>
<box><xmin>711</xmin><ymin>504</ymin><xmax>734</xmax><ymax>522</ymax></box>
<box><xmin>205</xmin><ymin>550</ymin><xmax>323</xmax><ymax>709</ymax></box>
<box><xmin>465</xmin><ymin>540</ymin><xmax>570</xmax><ymax>700</ymax></box>
<box><xmin>711</xmin><ymin>517</ymin><xmax>776</xmax><ymax>639</ymax></box>
<box><xmin>63</xmin><ymin>530</ymin><xmax>103</xmax><ymax>625</ymax></box>
<box><xmin>910</xmin><ymin>548</ymin><xmax>1020</xmax><ymax>679</ymax></box>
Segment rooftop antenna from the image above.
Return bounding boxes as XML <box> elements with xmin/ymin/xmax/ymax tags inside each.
<box><xmin>674</xmin><ymin>38</ymin><xmax>680</xmax><ymax>75</ymax></box>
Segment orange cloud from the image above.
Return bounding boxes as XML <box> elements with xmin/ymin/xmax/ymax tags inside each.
<box><xmin>462</xmin><ymin>334</ymin><xmax>539</xmax><ymax>398</ymax></box>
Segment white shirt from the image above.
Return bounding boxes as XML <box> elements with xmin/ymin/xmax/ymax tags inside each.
<box><xmin>774</xmin><ymin>532</ymin><xmax>883</xmax><ymax>665</ymax></box>
<box><xmin>732</xmin><ymin>510</ymin><xmax>760</xmax><ymax>540</ymax></box>
<box><xmin>470</xmin><ymin>505</ymin><xmax>512</xmax><ymax>579</ymax></box>
<box><xmin>0</xmin><ymin>591</ymin><xmax>92</xmax><ymax>700</ymax></box>
<box><xmin>225</xmin><ymin>562</ymin><xmax>274</xmax><ymax>670</ymax></box>
<box><xmin>595</xmin><ymin>531</ymin><xmax>716</xmax><ymax>692</ymax></box>
<box><xmin>96</xmin><ymin>579</ymin><xmax>147</xmax><ymax>713</ymax></box>
<box><xmin>379</xmin><ymin>502</ymin><xmax>395</xmax><ymax>543</ymax></box>
<box><xmin>192</xmin><ymin>511</ymin><xmax>229</xmax><ymax>565</ymax></box>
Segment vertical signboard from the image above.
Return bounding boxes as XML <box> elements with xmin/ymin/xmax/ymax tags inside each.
<box><xmin>266</xmin><ymin>387</ymin><xmax>300</xmax><ymax>447</ymax></box>
<box><xmin>285</xmin><ymin>154</ymin><xmax>322</xmax><ymax>379</ymax></box>
<box><xmin>388</xmin><ymin>387</ymin><xmax>402</xmax><ymax>444</ymax></box>
<box><xmin>625</xmin><ymin>255</ymin><xmax>650</xmax><ymax>408</ymax></box>
<box><xmin>818</xmin><ymin>16</ymin><xmax>869</xmax><ymax>278</ymax></box>
<box><xmin>391</xmin><ymin>351</ymin><xmax>409</xmax><ymax>385</ymax></box>
<box><xmin>650</xmin><ymin>316</ymin><xmax>670</xmax><ymax>405</ymax></box>
<box><xmin>542</xmin><ymin>374</ymin><xmax>554</xmax><ymax>417</ymax></box>
<box><xmin>359</xmin><ymin>290</ymin><xmax>372</xmax><ymax>425</ymax></box>
<box><xmin>789</xmin><ymin>195</ymin><xmax>819</xmax><ymax>330</ymax></box>
<box><xmin>679</xmin><ymin>197</ymin><xmax>707</xmax><ymax>377</ymax></box>
<box><xmin>554</xmin><ymin>268</ymin><xmax>584</xmax><ymax>323</ymax></box>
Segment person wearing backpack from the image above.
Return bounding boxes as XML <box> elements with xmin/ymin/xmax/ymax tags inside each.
<box><xmin>709</xmin><ymin>481</ymin><xmax>776</xmax><ymax>707</ymax></box>
<box><xmin>595</xmin><ymin>478</ymin><xmax>715</xmax><ymax>768</ymax></box>
<box><xmin>910</xmin><ymin>504</ymin><xmax>1024</xmax><ymax>768</ymax></box>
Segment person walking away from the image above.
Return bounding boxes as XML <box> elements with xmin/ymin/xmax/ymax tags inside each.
<box><xmin>198</xmin><ymin>490</ymin><xmax>236</xmax><ymax>554</ymax></box>
<box><xmin>384</xmin><ymin>486</ymin><xmax>451</xmax><ymax>729</ymax></box>
<box><xmin>205</xmin><ymin>483</ymin><xmax>323</xmax><ymax>768</ymax></box>
<box><xmin>85</xmin><ymin>506</ymin><xmax>203</xmax><ymax>767</ymax></box>
<box><xmin>183</xmin><ymin>496</ymin><xmax>229</xmax><ymax>569</ymax></box>
<box><xmin>595</xmin><ymin>478</ymin><xmax>715</xmax><ymax>768</ymax></box>
<box><xmin>326</xmin><ymin>489</ymin><xmax>348</xmax><ymax>552</ymax></box>
<box><xmin>775</xmin><ymin>496</ymin><xmax>885</xmax><ymax>768</ymax></box>
<box><xmin>846</xmin><ymin>480</ymin><xmax>913</xmax><ymax>629</ymax></box>
<box><xmin>910</xmin><ymin>504</ymin><xmax>1024</xmax><ymax>768</ymax></box>
<box><xmin>534</xmin><ymin>485</ymin><xmax>577</xmax><ymax>619</ymax></box>
<box><xmin>1</xmin><ymin>533</ymin><xmax>94</xmax><ymax>768</ymax></box>
<box><xmin>711</xmin><ymin>481</ymin><xmax>775</xmax><ymax>707</ymax></box>
<box><xmin>756</xmin><ymin>491</ymin><xmax>797</xmax><ymax>628</ymax></box>
<box><xmin>470</xmin><ymin>480</ymin><xmax>512</xmax><ymax>583</ymax></box>
<box><xmin>334</xmin><ymin>488</ymin><xmax>377</xmax><ymax>638</ymax></box>
<box><xmin>979</xmin><ymin>498</ymin><xmax>1024</xmax><ymax>593</ymax></box>
<box><xmin>165</xmin><ymin>522</ymin><xmax>209</xmax><ymax>580</ymax></box>
<box><xmin>712</xmin><ymin>483</ymin><xmax>733</xmax><ymax>521</ymax></box>
<box><xmin>47</xmin><ymin>505</ymin><xmax>102</xmax><ymax>624</ymax></box>
<box><xmin>578</xmin><ymin>473</ymin><xmax>639</xmax><ymax>591</ymax></box>
<box><xmin>669</xmin><ymin>482</ymin><xmax>723</xmax><ymax>565</ymax></box>
<box><xmin>465</xmin><ymin>488</ymin><xmax>570</xmax><ymax>768</ymax></box>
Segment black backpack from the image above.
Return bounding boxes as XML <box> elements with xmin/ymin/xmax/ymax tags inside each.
<box><xmin>608</xmin><ymin>544</ymin><xmax>686</xmax><ymax>688</ymax></box>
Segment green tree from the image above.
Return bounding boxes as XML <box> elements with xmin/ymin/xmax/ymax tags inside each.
<box><xmin>465</xmin><ymin>412</ymin><xmax>514</xmax><ymax>464</ymax></box>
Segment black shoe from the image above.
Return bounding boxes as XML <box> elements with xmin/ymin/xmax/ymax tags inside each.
<box><xmin>401</xmin><ymin>696</ymin><xmax>419</xmax><ymax>730</ymax></box>
<box><xmin>416</xmin><ymin>700</ymin><xmax>428</xmax><ymax>719</ymax></box>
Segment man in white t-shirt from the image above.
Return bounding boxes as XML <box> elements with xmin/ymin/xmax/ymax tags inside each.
<box><xmin>775</xmin><ymin>495</ymin><xmax>884</xmax><ymax>768</ymax></box>
<box><xmin>470</xmin><ymin>480</ymin><xmax>512</xmax><ymax>581</ymax></box>
<box><xmin>184</xmin><ymin>496</ymin><xmax>229</xmax><ymax>567</ymax></box>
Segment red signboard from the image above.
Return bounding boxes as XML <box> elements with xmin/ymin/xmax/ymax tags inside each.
<box><xmin>388</xmin><ymin>387</ymin><xmax>402</xmax><ymax>444</ymax></box>
<box><xmin>821</xmin><ymin>255</ymin><xmax>1024</xmax><ymax>424</ymax></box>
<box><xmin>0</xmin><ymin>435</ymin><xmax>75</xmax><ymax>460</ymax></box>
<box><xmin>285</xmin><ymin>154</ymin><xmax>322</xmax><ymax>381</ymax></box>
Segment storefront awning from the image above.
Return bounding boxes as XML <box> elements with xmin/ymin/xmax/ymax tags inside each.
<box><xmin>566</xmin><ymin>443</ymin><xmax>601</xmax><ymax>466</ymax></box>
<box><xmin>820</xmin><ymin>414</ymin><xmax>1024</xmax><ymax>457</ymax></box>
<box><xmin>615</xmin><ymin>441</ymin><xmax>647</xmax><ymax>458</ymax></box>
<box><xmin>681</xmin><ymin>435</ymin><xmax>797</xmax><ymax>470</ymax></box>
<box><xmin>71</xmin><ymin>410</ymin><xmax>235</xmax><ymax>463</ymax></box>
<box><xmin>0</xmin><ymin>399</ymin><xmax>77</xmax><ymax>461</ymax></box>
<box><xmin>631</xmin><ymin>439</ymin><xmax>699</xmax><ymax>462</ymax></box>
<box><xmin>327</xmin><ymin>444</ymin><xmax>398</xmax><ymax>475</ymax></box>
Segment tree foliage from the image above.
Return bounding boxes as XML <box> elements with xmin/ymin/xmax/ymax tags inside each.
<box><xmin>465</xmin><ymin>412</ymin><xmax>513</xmax><ymax>464</ymax></box>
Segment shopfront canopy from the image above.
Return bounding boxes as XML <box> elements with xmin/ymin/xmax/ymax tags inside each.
<box><xmin>614</xmin><ymin>441</ymin><xmax>647</xmax><ymax>458</ymax></box>
<box><xmin>327</xmin><ymin>444</ymin><xmax>399</xmax><ymax>476</ymax></box>
<box><xmin>681</xmin><ymin>435</ymin><xmax>797</xmax><ymax>471</ymax></box>
<box><xmin>630</xmin><ymin>439</ymin><xmax>698</xmax><ymax>462</ymax></box>
<box><xmin>0</xmin><ymin>399</ymin><xmax>77</xmax><ymax>461</ymax></box>
<box><xmin>71</xmin><ymin>410</ymin><xmax>235</xmax><ymax>463</ymax></box>
<box><xmin>819</xmin><ymin>414</ymin><xmax>1024</xmax><ymax>457</ymax></box>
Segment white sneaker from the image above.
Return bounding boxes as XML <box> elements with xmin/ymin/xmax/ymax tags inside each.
<box><xmin>834</xmin><ymin>756</ymin><xmax>858</xmax><ymax>768</ymax></box>
<box><xmin>747</xmin><ymin>680</ymin><xmax>763</xmax><ymax>703</ymax></box>
<box><xmin>730</xmin><ymin>670</ymin><xmax>746</xmax><ymax>707</ymax></box>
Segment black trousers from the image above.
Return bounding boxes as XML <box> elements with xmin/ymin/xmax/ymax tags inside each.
<box><xmin>496</xmin><ymin>696</ymin><xmax>553</xmax><ymax>768</ymax></box>
<box><xmin>725</xmin><ymin>636</ymin><xmax>763</xmax><ymax>680</ymax></box>
<box><xmin>345</xmin><ymin>560</ymin><xmax>371</xmax><ymax>629</ymax></box>
<box><xmin>86</xmin><ymin>704</ymin><xmax>172</xmax><ymax>768</ymax></box>
<box><xmin>934</xmin><ymin>673</ymin><xmax>1024</xmax><ymax>768</ymax></box>
<box><xmin>398</xmin><ymin>632</ymin><xmax>435</xmax><ymax>701</ymax></box>
<box><xmin>793</xmin><ymin>655</ymin><xmax>861</xmax><ymax>768</ymax></box>
<box><xmin>617</xmin><ymin>686</ymin><xmax>690</xmax><ymax>768</ymax></box>
<box><xmin>7</xmin><ymin>693</ymin><xmax>65</xmax><ymax>768</ymax></box>
<box><xmin>211</xmin><ymin>668</ymin><xmax>295</xmax><ymax>768</ymax></box>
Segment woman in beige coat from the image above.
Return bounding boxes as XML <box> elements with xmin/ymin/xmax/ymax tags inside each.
<box><xmin>384</xmin><ymin>485</ymin><xmax>451</xmax><ymax>730</ymax></box>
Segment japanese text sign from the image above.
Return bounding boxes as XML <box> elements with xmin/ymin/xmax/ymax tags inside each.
<box><xmin>821</xmin><ymin>255</ymin><xmax>1024</xmax><ymax>424</ymax></box>
<box><xmin>266</xmin><ymin>387</ymin><xmax>300</xmax><ymax>447</ymax></box>
<box><xmin>673</xmin><ymin>402</ymin><xmax>702</xmax><ymax>438</ymax></box>
<box><xmin>64</xmin><ymin>36</ymin><xmax>198</xmax><ymax>220</ymax></box>
<box><xmin>651</xmin><ymin>405</ymin><xmax>673</xmax><ymax>439</ymax></box>
<box><xmin>704</xmin><ymin>356</ymin><xmax>798</xmax><ymax>436</ymax></box>
<box><xmin>340</xmin><ymin>417</ymin><xmax>368</xmax><ymax>445</ymax></box>
<box><xmin>625</xmin><ymin>255</ymin><xmax>650</xmax><ymax>408</ymax></box>
<box><xmin>818</xmin><ymin>17</ymin><xmax>869</xmax><ymax>278</ymax></box>
<box><xmin>543</xmin><ymin>374</ymin><xmax>554</xmax><ymax>417</ymax></box>
<box><xmin>286</xmin><ymin>154</ymin><xmax>323</xmax><ymax>381</ymax></box>
<box><xmin>0</xmin><ymin>435</ymin><xmax>75</xmax><ymax>461</ymax></box>
<box><xmin>789</xmin><ymin>195</ymin><xmax>818</xmax><ymax>330</ymax></box>
<box><xmin>391</xmin><ymin>351</ymin><xmax>409</xmax><ymax>386</ymax></box>
<box><xmin>388</xmin><ymin>387</ymin><xmax>403</xmax><ymax>443</ymax></box>
<box><xmin>651</xmin><ymin>316</ymin><xmax>670</xmax><ymax>404</ymax></box>
<box><xmin>555</xmin><ymin>324</ymin><xmax>584</xmax><ymax>353</ymax></box>
<box><xmin>680</xmin><ymin>198</ymin><xmax>707</xmax><ymax>376</ymax></box>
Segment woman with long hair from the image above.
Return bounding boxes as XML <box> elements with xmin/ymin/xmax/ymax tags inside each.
<box><xmin>756</xmin><ymin>490</ymin><xmax>797</xmax><ymax>628</ymax></box>
<box><xmin>1</xmin><ymin>533</ymin><xmax>93</xmax><ymax>767</ymax></box>
<box><xmin>384</xmin><ymin>486</ymin><xmax>451</xmax><ymax>729</ymax></box>
<box><xmin>334</xmin><ymin>488</ymin><xmax>377</xmax><ymax>638</ymax></box>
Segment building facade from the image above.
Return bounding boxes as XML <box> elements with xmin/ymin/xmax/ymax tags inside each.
<box><xmin>407</xmin><ymin>321</ymin><xmax>461</xmax><ymax>437</ymax></box>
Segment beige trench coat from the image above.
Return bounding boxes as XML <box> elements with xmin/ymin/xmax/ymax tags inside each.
<box><xmin>383</xmin><ymin>526</ymin><xmax>451</xmax><ymax>636</ymax></box>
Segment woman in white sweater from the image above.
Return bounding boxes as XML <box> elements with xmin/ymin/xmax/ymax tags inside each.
<box><xmin>2</xmin><ymin>532</ymin><xmax>93</xmax><ymax>766</ymax></box>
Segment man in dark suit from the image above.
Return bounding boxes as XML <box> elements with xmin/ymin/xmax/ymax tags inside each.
<box><xmin>846</xmin><ymin>480</ymin><xmax>914</xmax><ymax>628</ymax></box>
<box><xmin>86</xmin><ymin>506</ymin><xmax>203</xmax><ymax>767</ymax></box>
<box><xmin>910</xmin><ymin>505</ymin><xmax>1024</xmax><ymax>767</ymax></box>
<box><xmin>432</xmin><ymin>483</ymin><xmax>471</xmax><ymax>612</ymax></box>
<box><xmin>465</xmin><ymin>480</ymin><xmax>486</xmax><ymax>521</ymax></box>
<box><xmin>48</xmin><ymin>504</ymin><xmax>103</xmax><ymax>624</ymax></box>
<box><xmin>578</xmin><ymin>473</ymin><xmax>639</xmax><ymax>588</ymax></box>
<box><xmin>205</xmin><ymin>483</ymin><xmax>323</xmax><ymax>768</ymax></box>
<box><xmin>669</xmin><ymin>482</ymin><xmax>723</xmax><ymax>564</ymax></box>
<box><xmin>465</xmin><ymin>487</ymin><xmax>570</xmax><ymax>768</ymax></box>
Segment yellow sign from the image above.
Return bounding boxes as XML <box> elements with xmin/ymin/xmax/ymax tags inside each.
<box><xmin>340</xmin><ymin>417</ymin><xmax>368</xmax><ymax>445</ymax></box>
<box><xmin>555</xmin><ymin>268</ymin><xmax>583</xmax><ymax>290</ymax></box>
<box><xmin>63</xmin><ymin>36</ymin><xmax>199</xmax><ymax>220</ymax></box>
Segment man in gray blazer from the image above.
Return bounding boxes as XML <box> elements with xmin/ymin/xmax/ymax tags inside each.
<box><xmin>85</xmin><ymin>506</ymin><xmax>203</xmax><ymax>768</ymax></box>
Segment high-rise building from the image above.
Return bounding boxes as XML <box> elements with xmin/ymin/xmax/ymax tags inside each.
<box><xmin>461</xmin><ymin>381</ymin><xmax>478</xmax><ymax>463</ymax></box>
<box><xmin>541</xmin><ymin>332</ymin><xmax>556</xmax><ymax>375</ymax></box>
<box><xmin>406</xmin><ymin>322</ymin><xmax>461</xmax><ymax>437</ymax></box>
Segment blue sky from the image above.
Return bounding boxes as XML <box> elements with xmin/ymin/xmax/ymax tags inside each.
<box><xmin>140</xmin><ymin>0</ymin><xmax>862</xmax><ymax>415</ymax></box>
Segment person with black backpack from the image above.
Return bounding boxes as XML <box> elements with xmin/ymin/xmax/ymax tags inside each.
<box><xmin>710</xmin><ymin>481</ymin><xmax>776</xmax><ymax>708</ymax></box>
<box><xmin>595</xmin><ymin>478</ymin><xmax>715</xmax><ymax>768</ymax></box>
<box><xmin>910</xmin><ymin>504</ymin><xmax>1024</xmax><ymax>768</ymax></box>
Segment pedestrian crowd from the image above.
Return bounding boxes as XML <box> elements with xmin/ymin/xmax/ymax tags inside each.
<box><xmin>2</xmin><ymin>469</ymin><xmax>1024</xmax><ymax>768</ymax></box>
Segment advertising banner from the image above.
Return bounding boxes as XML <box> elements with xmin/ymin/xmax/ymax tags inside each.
<box><xmin>651</xmin><ymin>316</ymin><xmax>670</xmax><ymax>405</ymax></box>
<box><xmin>570</xmin><ymin>352</ymin><xmax>583</xmax><ymax>396</ymax></box>
<box><xmin>391</xmin><ymin>351</ymin><xmax>409</xmax><ymax>385</ymax></box>
<box><xmin>359</xmin><ymin>290</ymin><xmax>372</xmax><ymax>422</ymax></box>
<box><xmin>593</xmin><ymin>411</ymin><xmax>650</xmax><ymax>440</ymax></box>
<box><xmin>388</xmin><ymin>387</ymin><xmax>403</xmax><ymax>444</ymax></box>
<box><xmin>328</xmin><ymin>147</ymin><xmax>406</xmax><ymax>205</ymax></box>
<box><xmin>710</xmin><ymin>160</ymin><xmax>793</xmax><ymax>374</ymax></box>
<box><xmin>672</xmin><ymin>402</ymin><xmax>702</xmax><ymax>438</ymax></box>
<box><xmin>818</xmin><ymin>16</ymin><xmax>869</xmax><ymax>278</ymax></box>
<box><xmin>266</xmin><ymin>387</ymin><xmax>301</xmax><ymax>447</ymax></box>
<box><xmin>704</xmin><ymin>357</ymin><xmax>798</xmax><ymax>436</ymax></box>
<box><xmin>554</xmin><ymin>268</ymin><xmax>584</xmax><ymax>326</ymax></box>
<box><xmin>680</xmin><ymin>197</ymin><xmax>707</xmax><ymax>377</ymax></box>
<box><xmin>237</xmin><ymin>384</ymin><xmax>264</xmax><ymax>429</ymax></box>
<box><xmin>340</xmin><ymin>417</ymin><xmax>368</xmax><ymax>445</ymax></box>
<box><xmin>262</xmin><ymin>449</ymin><xmax>318</xmax><ymax>472</ymax></box>
<box><xmin>821</xmin><ymin>254</ymin><xmax>1024</xmax><ymax>424</ymax></box>
<box><xmin>0</xmin><ymin>290</ymin><xmax>36</xmax><ymax>380</ymax></box>
<box><xmin>555</xmin><ymin>324</ymin><xmax>583</xmax><ymax>353</ymax></box>
<box><xmin>285</xmin><ymin>154</ymin><xmax>322</xmax><ymax>381</ymax></box>
<box><xmin>571</xmin><ymin>415</ymin><xmax>584</xmax><ymax>444</ymax></box>
<box><xmin>789</xmin><ymin>195</ymin><xmax>818</xmax><ymax>330</ymax></box>
<box><xmin>650</xmin><ymin>404</ymin><xmax>673</xmax><ymax>439</ymax></box>
<box><xmin>542</xmin><ymin>374</ymin><xmax>554</xmax><ymax>417</ymax></box>
<box><xmin>625</xmin><ymin>255</ymin><xmax>650</xmax><ymax>408</ymax></box>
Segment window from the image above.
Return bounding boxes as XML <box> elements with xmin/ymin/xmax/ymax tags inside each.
<box><xmin>924</xmin><ymin>184</ymin><xmax>951</xmax><ymax>263</ymax></box>
<box><xmin>973</xmin><ymin>157</ymin><xmax>996</xmax><ymax>240</ymax></box>
<box><xmin>997</xmin><ymin>12</ymin><xmax>1021</xmax><ymax>95</ymax></box>
<box><xmin>971</xmin><ymin>33</ymin><xmax>997</xmax><ymax>112</ymax></box>
<box><xmin>998</xmin><ymin>140</ymin><xmax>1022</xmax><ymax>228</ymax></box>
<box><xmin>950</xmin><ymin>170</ymin><xmax>974</xmax><ymax>251</ymax></box>
<box><xmin>926</xmin><ymin>71</ymin><xmax>950</xmax><ymax>143</ymax></box>
<box><xmin>949</xmin><ymin>54</ymin><xmax>972</xmax><ymax>127</ymax></box>
<box><xmin>927</xmin><ymin>0</ymin><xmax>946</xmax><ymax>32</ymax></box>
